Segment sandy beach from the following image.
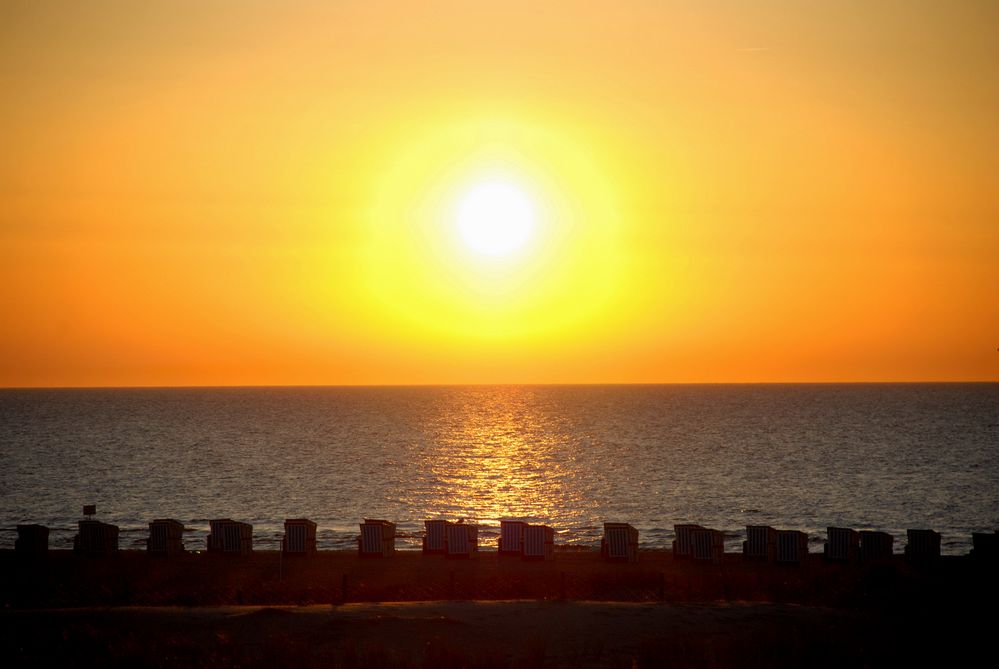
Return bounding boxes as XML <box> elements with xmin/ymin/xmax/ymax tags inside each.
<box><xmin>3</xmin><ymin>549</ymin><xmax>995</xmax><ymax>667</ymax></box>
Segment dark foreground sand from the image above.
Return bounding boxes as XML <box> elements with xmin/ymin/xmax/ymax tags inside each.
<box><xmin>3</xmin><ymin>550</ymin><xmax>995</xmax><ymax>667</ymax></box>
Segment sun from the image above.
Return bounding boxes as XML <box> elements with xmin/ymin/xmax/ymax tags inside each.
<box><xmin>455</xmin><ymin>180</ymin><xmax>536</xmax><ymax>256</ymax></box>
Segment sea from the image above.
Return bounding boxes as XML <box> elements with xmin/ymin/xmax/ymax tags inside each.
<box><xmin>1</xmin><ymin>384</ymin><xmax>996</xmax><ymax>555</ymax></box>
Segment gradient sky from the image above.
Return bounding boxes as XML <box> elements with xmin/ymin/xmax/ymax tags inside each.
<box><xmin>2</xmin><ymin>1</ymin><xmax>997</xmax><ymax>386</ymax></box>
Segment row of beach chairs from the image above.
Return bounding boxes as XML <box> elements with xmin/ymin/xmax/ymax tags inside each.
<box><xmin>14</xmin><ymin>519</ymin><xmax>996</xmax><ymax>563</ymax></box>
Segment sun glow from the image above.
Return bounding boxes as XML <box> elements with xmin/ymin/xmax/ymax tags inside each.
<box><xmin>455</xmin><ymin>181</ymin><xmax>536</xmax><ymax>256</ymax></box>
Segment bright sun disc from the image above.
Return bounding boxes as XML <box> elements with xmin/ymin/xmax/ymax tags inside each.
<box><xmin>456</xmin><ymin>181</ymin><xmax>535</xmax><ymax>256</ymax></box>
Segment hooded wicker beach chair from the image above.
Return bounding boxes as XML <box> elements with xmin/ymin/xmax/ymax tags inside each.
<box><xmin>498</xmin><ymin>519</ymin><xmax>526</xmax><ymax>556</ymax></box>
<box><xmin>692</xmin><ymin>528</ymin><xmax>724</xmax><ymax>564</ymax></box>
<box><xmin>743</xmin><ymin>525</ymin><xmax>777</xmax><ymax>561</ymax></box>
<box><xmin>208</xmin><ymin>519</ymin><xmax>253</xmax><ymax>555</ymax></box>
<box><xmin>904</xmin><ymin>529</ymin><xmax>940</xmax><ymax>563</ymax></box>
<box><xmin>147</xmin><ymin>519</ymin><xmax>185</xmax><ymax>556</ymax></box>
<box><xmin>859</xmin><ymin>530</ymin><xmax>894</xmax><ymax>562</ymax></box>
<box><xmin>523</xmin><ymin>524</ymin><xmax>555</xmax><ymax>561</ymax></box>
<box><xmin>444</xmin><ymin>522</ymin><xmax>479</xmax><ymax>559</ymax></box>
<box><xmin>971</xmin><ymin>531</ymin><xmax>998</xmax><ymax>562</ymax></box>
<box><xmin>74</xmin><ymin>520</ymin><xmax>119</xmax><ymax>557</ymax></box>
<box><xmin>672</xmin><ymin>524</ymin><xmax>705</xmax><ymax>559</ymax></box>
<box><xmin>422</xmin><ymin>519</ymin><xmax>448</xmax><ymax>554</ymax></box>
<box><xmin>602</xmin><ymin>522</ymin><xmax>639</xmax><ymax>562</ymax></box>
<box><xmin>15</xmin><ymin>524</ymin><xmax>49</xmax><ymax>558</ymax></box>
<box><xmin>282</xmin><ymin>519</ymin><xmax>317</xmax><ymax>556</ymax></box>
<box><xmin>776</xmin><ymin>529</ymin><xmax>808</xmax><ymax>565</ymax></box>
<box><xmin>824</xmin><ymin>527</ymin><xmax>859</xmax><ymax>562</ymax></box>
<box><xmin>359</xmin><ymin>519</ymin><xmax>396</xmax><ymax>558</ymax></box>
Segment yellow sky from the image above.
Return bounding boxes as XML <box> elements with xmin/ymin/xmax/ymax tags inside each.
<box><xmin>1</xmin><ymin>1</ymin><xmax>997</xmax><ymax>386</ymax></box>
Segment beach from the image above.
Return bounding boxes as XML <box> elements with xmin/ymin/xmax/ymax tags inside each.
<box><xmin>3</xmin><ymin>549</ymin><xmax>995</xmax><ymax>667</ymax></box>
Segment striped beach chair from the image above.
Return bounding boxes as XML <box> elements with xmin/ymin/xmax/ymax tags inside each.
<box><xmin>672</xmin><ymin>524</ymin><xmax>704</xmax><ymax>559</ymax></box>
<box><xmin>743</xmin><ymin>525</ymin><xmax>777</xmax><ymax>561</ymax></box>
<box><xmin>359</xmin><ymin>519</ymin><xmax>396</xmax><ymax>558</ymax></box>
<box><xmin>523</xmin><ymin>524</ymin><xmax>555</xmax><ymax>561</ymax></box>
<box><xmin>147</xmin><ymin>519</ymin><xmax>185</xmax><ymax>556</ymax></box>
<box><xmin>904</xmin><ymin>529</ymin><xmax>940</xmax><ymax>563</ymax></box>
<box><xmin>422</xmin><ymin>519</ymin><xmax>448</xmax><ymax>555</ymax></box>
<box><xmin>498</xmin><ymin>519</ymin><xmax>526</xmax><ymax>556</ymax></box>
<box><xmin>602</xmin><ymin>522</ymin><xmax>639</xmax><ymax>563</ymax></box>
<box><xmin>74</xmin><ymin>520</ymin><xmax>119</xmax><ymax>557</ymax></box>
<box><xmin>15</xmin><ymin>524</ymin><xmax>49</xmax><ymax>558</ymax></box>
<box><xmin>859</xmin><ymin>530</ymin><xmax>893</xmax><ymax>562</ymax></box>
<box><xmin>824</xmin><ymin>527</ymin><xmax>859</xmax><ymax>562</ymax></box>
<box><xmin>692</xmin><ymin>528</ymin><xmax>724</xmax><ymax>564</ymax></box>
<box><xmin>282</xmin><ymin>519</ymin><xmax>317</xmax><ymax>556</ymax></box>
<box><xmin>444</xmin><ymin>522</ymin><xmax>479</xmax><ymax>559</ymax></box>
<box><xmin>776</xmin><ymin>530</ymin><xmax>808</xmax><ymax>565</ymax></box>
<box><xmin>208</xmin><ymin>519</ymin><xmax>253</xmax><ymax>555</ymax></box>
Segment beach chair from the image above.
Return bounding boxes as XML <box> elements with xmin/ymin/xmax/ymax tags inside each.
<box><xmin>859</xmin><ymin>530</ymin><xmax>894</xmax><ymax>562</ymax></box>
<box><xmin>147</xmin><ymin>519</ymin><xmax>185</xmax><ymax>556</ymax></box>
<box><xmin>74</xmin><ymin>520</ymin><xmax>119</xmax><ymax>557</ymax></box>
<box><xmin>208</xmin><ymin>519</ymin><xmax>253</xmax><ymax>555</ymax></box>
<box><xmin>691</xmin><ymin>528</ymin><xmax>724</xmax><ymax>564</ymax></box>
<box><xmin>359</xmin><ymin>519</ymin><xmax>396</xmax><ymax>558</ymax></box>
<box><xmin>282</xmin><ymin>518</ymin><xmax>317</xmax><ymax>556</ymax></box>
<box><xmin>602</xmin><ymin>522</ymin><xmax>639</xmax><ymax>563</ymax></box>
<box><xmin>824</xmin><ymin>527</ymin><xmax>859</xmax><ymax>562</ymax></box>
<box><xmin>904</xmin><ymin>529</ymin><xmax>940</xmax><ymax>563</ymax></box>
<box><xmin>498</xmin><ymin>519</ymin><xmax>526</xmax><ymax>556</ymax></box>
<box><xmin>743</xmin><ymin>525</ymin><xmax>777</xmax><ymax>562</ymax></box>
<box><xmin>15</xmin><ymin>524</ymin><xmax>49</xmax><ymax>558</ymax></box>
<box><xmin>423</xmin><ymin>519</ymin><xmax>448</xmax><ymax>555</ymax></box>
<box><xmin>444</xmin><ymin>522</ymin><xmax>479</xmax><ymax>559</ymax></box>
<box><xmin>776</xmin><ymin>530</ymin><xmax>808</xmax><ymax>565</ymax></box>
<box><xmin>971</xmin><ymin>531</ymin><xmax>998</xmax><ymax>562</ymax></box>
<box><xmin>672</xmin><ymin>524</ymin><xmax>704</xmax><ymax>559</ymax></box>
<box><xmin>523</xmin><ymin>524</ymin><xmax>555</xmax><ymax>561</ymax></box>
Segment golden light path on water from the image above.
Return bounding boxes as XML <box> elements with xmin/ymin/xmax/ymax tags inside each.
<box><xmin>399</xmin><ymin>388</ymin><xmax>602</xmax><ymax>545</ymax></box>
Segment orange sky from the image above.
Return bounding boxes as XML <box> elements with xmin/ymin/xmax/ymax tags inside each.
<box><xmin>1</xmin><ymin>1</ymin><xmax>997</xmax><ymax>386</ymax></box>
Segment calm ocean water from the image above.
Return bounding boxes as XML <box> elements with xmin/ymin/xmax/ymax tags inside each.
<box><xmin>1</xmin><ymin>384</ymin><xmax>996</xmax><ymax>554</ymax></box>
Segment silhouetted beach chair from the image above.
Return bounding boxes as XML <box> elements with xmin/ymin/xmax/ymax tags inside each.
<box><xmin>776</xmin><ymin>530</ymin><xmax>808</xmax><ymax>565</ymax></box>
<box><xmin>672</xmin><ymin>524</ymin><xmax>704</xmax><ymax>559</ymax></box>
<box><xmin>692</xmin><ymin>528</ymin><xmax>724</xmax><ymax>564</ymax></box>
<box><xmin>743</xmin><ymin>525</ymin><xmax>777</xmax><ymax>561</ymax></box>
<box><xmin>423</xmin><ymin>519</ymin><xmax>448</xmax><ymax>555</ymax></box>
<box><xmin>359</xmin><ymin>519</ymin><xmax>396</xmax><ymax>558</ymax></box>
<box><xmin>904</xmin><ymin>529</ymin><xmax>940</xmax><ymax>563</ymax></box>
<box><xmin>971</xmin><ymin>531</ymin><xmax>998</xmax><ymax>562</ymax></box>
<box><xmin>602</xmin><ymin>522</ymin><xmax>639</xmax><ymax>562</ymax></box>
<box><xmin>282</xmin><ymin>519</ymin><xmax>317</xmax><ymax>556</ymax></box>
<box><xmin>824</xmin><ymin>527</ymin><xmax>859</xmax><ymax>562</ymax></box>
<box><xmin>147</xmin><ymin>519</ymin><xmax>185</xmax><ymax>556</ymax></box>
<box><xmin>74</xmin><ymin>520</ymin><xmax>119</xmax><ymax>557</ymax></box>
<box><xmin>499</xmin><ymin>519</ymin><xmax>526</xmax><ymax>556</ymax></box>
<box><xmin>15</xmin><ymin>524</ymin><xmax>49</xmax><ymax>558</ymax></box>
<box><xmin>523</xmin><ymin>524</ymin><xmax>555</xmax><ymax>561</ymax></box>
<box><xmin>444</xmin><ymin>522</ymin><xmax>479</xmax><ymax>559</ymax></box>
<box><xmin>207</xmin><ymin>519</ymin><xmax>253</xmax><ymax>555</ymax></box>
<box><xmin>859</xmin><ymin>530</ymin><xmax>894</xmax><ymax>562</ymax></box>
